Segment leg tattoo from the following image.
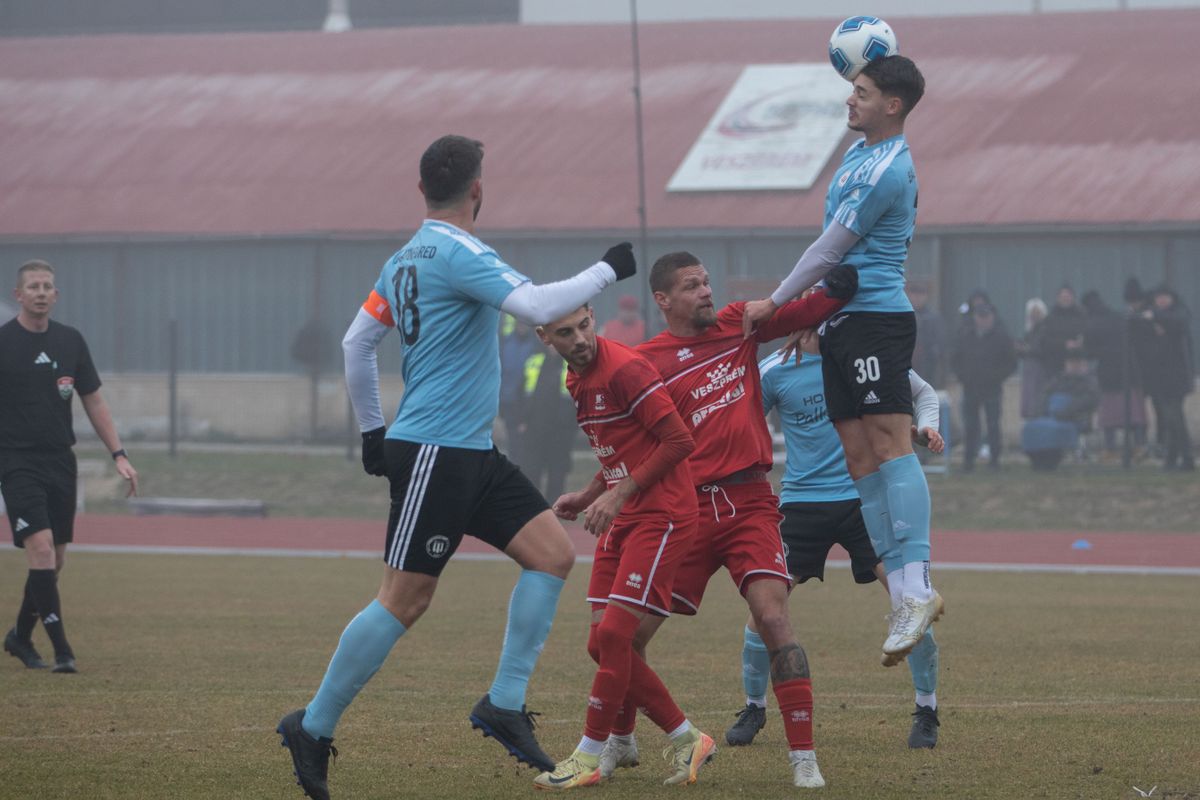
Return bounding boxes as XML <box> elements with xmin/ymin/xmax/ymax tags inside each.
<box><xmin>769</xmin><ymin>643</ymin><xmax>810</xmax><ymax>683</ymax></box>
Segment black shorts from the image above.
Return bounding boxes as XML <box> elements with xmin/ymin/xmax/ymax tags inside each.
<box><xmin>819</xmin><ymin>311</ymin><xmax>916</xmax><ymax>421</ymax></box>
<box><xmin>382</xmin><ymin>439</ymin><xmax>550</xmax><ymax>576</ymax></box>
<box><xmin>780</xmin><ymin>499</ymin><xmax>880</xmax><ymax>585</ymax></box>
<box><xmin>1</xmin><ymin>448</ymin><xmax>77</xmax><ymax>548</ymax></box>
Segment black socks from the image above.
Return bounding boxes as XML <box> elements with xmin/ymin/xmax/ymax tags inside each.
<box><xmin>26</xmin><ymin>569</ymin><xmax>72</xmax><ymax>659</ymax></box>
<box><xmin>14</xmin><ymin>573</ymin><xmax>39</xmax><ymax>642</ymax></box>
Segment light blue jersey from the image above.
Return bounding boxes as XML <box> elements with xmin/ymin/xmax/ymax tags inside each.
<box><xmin>374</xmin><ymin>220</ymin><xmax>529</xmax><ymax>449</ymax></box>
<box><xmin>826</xmin><ymin>134</ymin><xmax>918</xmax><ymax>313</ymax></box>
<box><xmin>760</xmin><ymin>350</ymin><xmax>857</xmax><ymax>504</ymax></box>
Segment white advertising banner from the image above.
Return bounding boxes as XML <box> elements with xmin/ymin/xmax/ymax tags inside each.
<box><xmin>667</xmin><ymin>64</ymin><xmax>850</xmax><ymax>192</ymax></box>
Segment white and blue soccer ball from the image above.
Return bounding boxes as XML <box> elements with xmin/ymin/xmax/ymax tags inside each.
<box><xmin>828</xmin><ymin>16</ymin><xmax>898</xmax><ymax>81</ymax></box>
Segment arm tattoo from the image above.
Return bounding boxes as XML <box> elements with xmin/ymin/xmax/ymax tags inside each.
<box><xmin>769</xmin><ymin>643</ymin><xmax>811</xmax><ymax>682</ymax></box>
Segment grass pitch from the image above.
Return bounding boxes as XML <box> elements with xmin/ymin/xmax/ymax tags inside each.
<box><xmin>1</xmin><ymin>552</ymin><xmax>1198</xmax><ymax>799</ymax></box>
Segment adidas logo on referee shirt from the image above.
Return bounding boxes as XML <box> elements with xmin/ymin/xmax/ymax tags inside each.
<box><xmin>863</xmin><ymin>390</ymin><xmax>880</xmax><ymax>405</ymax></box>
<box><xmin>14</xmin><ymin>518</ymin><xmax>29</xmax><ymax>532</ymax></box>
<box><xmin>34</xmin><ymin>352</ymin><xmax>52</xmax><ymax>365</ymax></box>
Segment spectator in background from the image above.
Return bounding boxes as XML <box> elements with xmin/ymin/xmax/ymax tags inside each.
<box><xmin>907</xmin><ymin>279</ymin><xmax>945</xmax><ymax>388</ymax></box>
<box><xmin>1038</xmin><ymin>284</ymin><xmax>1087</xmax><ymax>377</ymax></box>
<box><xmin>1022</xmin><ymin>347</ymin><xmax>1100</xmax><ymax>470</ymax></box>
<box><xmin>1131</xmin><ymin>286</ymin><xmax>1195</xmax><ymax>471</ymax></box>
<box><xmin>514</xmin><ymin>343</ymin><xmax>579</xmax><ymax>501</ymax></box>
<box><xmin>499</xmin><ymin>315</ymin><xmax>540</xmax><ymax>460</ymax></box>
<box><xmin>1017</xmin><ymin>298</ymin><xmax>1050</xmax><ymax>420</ymax></box>
<box><xmin>1082</xmin><ymin>290</ymin><xmax>1147</xmax><ymax>462</ymax></box>
<box><xmin>951</xmin><ymin>301</ymin><xmax>1017</xmax><ymax>471</ymax></box>
<box><xmin>600</xmin><ymin>294</ymin><xmax>646</xmax><ymax>347</ymax></box>
<box><xmin>957</xmin><ymin>288</ymin><xmax>992</xmax><ymax>323</ymax></box>
<box><xmin>1042</xmin><ymin>347</ymin><xmax>1100</xmax><ymax>453</ymax></box>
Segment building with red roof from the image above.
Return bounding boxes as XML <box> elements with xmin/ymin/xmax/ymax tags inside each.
<box><xmin>1</xmin><ymin>10</ymin><xmax>1196</xmax><ymax>373</ymax></box>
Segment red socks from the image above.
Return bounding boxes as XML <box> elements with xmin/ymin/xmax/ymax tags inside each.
<box><xmin>611</xmin><ymin>702</ymin><xmax>638</xmax><ymax>736</ymax></box>
<box><xmin>583</xmin><ymin>608</ymin><xmax>641</xmax><ymax>740</ymax></box>
<box><xmin>773</xmin><ymin>678</ymin><xmax>814</xmax><ymax>750</ymax></box>
<box><xmin>624</xmin><ymin>651</ymin><xmax>686</xmax><ymax>734</ymax></box>
<box><xmin>584</xmin><ymin>608</ymin><xmax>687</xmax><ymax>739</ymax></box>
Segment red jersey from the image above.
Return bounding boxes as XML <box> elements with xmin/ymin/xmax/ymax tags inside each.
<box><xmin>637</xmin><ymin>292</ymin><xmax>846</xmax><ymax>485</ymax></box>
<box><xmin>567</xmin><ymin>337</ymin><xmax>695</xmax><ymax>519</ymax></box>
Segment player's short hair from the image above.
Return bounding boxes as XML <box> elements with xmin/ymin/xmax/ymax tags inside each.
<box><xmin>649</xmin><ymin>251</ymin><xmax>701</xmax><ymax>294</ymax></box>
<box><xmin>420</xmin><ymin>135</ymin><xmax>484</xmax><ymax>208</ymax></box>
<box><xmin>861</xmin><ymin>55</ymin><xmax>924</xmax><ymax>118</ymax></box>
<box><xmin>536</xmin><ymin>303</ymin><xmax>590</xmax><ymax>334</ymax></box>
<box><xmin>16</xmin><ymin>259</ymin><xmax>54</xmax><ymax>288</ymax></box>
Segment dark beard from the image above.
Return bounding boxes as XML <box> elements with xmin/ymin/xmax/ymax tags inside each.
<box><xmin>693</xmin><ymin>307</ymin><xmax>718</xmax><ymax>329</ymax></box>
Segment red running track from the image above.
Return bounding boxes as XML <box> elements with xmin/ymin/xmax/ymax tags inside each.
<box><xmin>71</xmin><ymin>513</ymin><xmax>1200</xmax><ymax>572</ymax></box>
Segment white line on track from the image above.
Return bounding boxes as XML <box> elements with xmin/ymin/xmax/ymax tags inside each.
<box><xmin>67</xmin><ymin>545</ymin><xmax>1200</xmax><ymax>576</ymax></box>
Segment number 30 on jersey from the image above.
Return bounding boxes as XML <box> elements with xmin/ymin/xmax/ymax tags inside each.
<box><xmin>854</xmin><ymin>356</ymin><xmax>880</xmax><ymax>384</ymax></box>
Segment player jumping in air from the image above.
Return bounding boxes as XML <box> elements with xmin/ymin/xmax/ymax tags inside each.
<box><xmin>276</xmin><ymin>135</ymin><xmax>637</xmax><ymax>800</ymax></box>
<box><xmin>726</xmin><ymin>324</ymin><xmax>944</xmax><ymax>751</ymax></box>
<box><xmin>741</xmin><ymin>56</ymin><xmax>942</xmax><ymax>665</ymax></box>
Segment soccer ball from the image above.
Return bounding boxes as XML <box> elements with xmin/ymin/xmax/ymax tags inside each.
<box><xmin>828</xmin><ymin>16</ymin><xmax>898</xmax><ymax>81</ymax></box>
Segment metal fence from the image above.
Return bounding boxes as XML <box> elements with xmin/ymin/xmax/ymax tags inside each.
<box><xmin>4</xmin><ymin>226</ymin><xmax>1196</xmax><ymax>443</ymax></box>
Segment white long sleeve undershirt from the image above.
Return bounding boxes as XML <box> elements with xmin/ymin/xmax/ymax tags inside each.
<box><xmin>769</xmin><ymin>222</ymin><xmax>861</xmax><ymax>307</ymax></box>
<box><xmin>341</xmin><ymin>260</ymin><xmax>618</xmax><ymax>433</ymax></box>
<box><xmin>342</xmin><ymin>308</ymin><xmax>391</xmax><ymax>432</ymax></box>
<box><xmin>909</xmin><ymin>369</ymin><xmax>940</xmax><ymax>434</ymax></box>
<box><xmin>500</xmin><ymin>262</ymin><xmax>617</xmax><ymax>325</ymax></box>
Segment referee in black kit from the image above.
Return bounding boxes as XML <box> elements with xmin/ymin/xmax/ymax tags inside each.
<box><xmin>1</xmin><ymin>260</ymin><xmax>138</xmax><ymax>673</ymax></box>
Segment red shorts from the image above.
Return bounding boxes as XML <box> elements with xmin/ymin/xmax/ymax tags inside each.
<box><xmin>587</xmin><ymin>514</ymin><xmax>697</xmax><ymax>617</ymax></box>
<box><xmin>669</xmin><ymin>480</ymin><xmax>791</xmax><ymax>615</ymax></box>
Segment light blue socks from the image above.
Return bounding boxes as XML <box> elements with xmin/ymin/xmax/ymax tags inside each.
<box><xmin>855</xmin><ymin>470</ymin><xmax>903</xmax><ymax>573</ymax></box>
<box><xmin>907</xmin><ymin>628</ymin><xmax>939</xmax><ymax>696</ymax></box>
<box><xmin>488</xmin><ymin>570</ymin><xmax>565</xmax><ymax>711</ymax></box>
<box><xmin>304</xmin><ymin>599</ymin><xmax>407</xmax><ymax>739</ymax></box>
<box><xmin>878</xmin><ymin>454</ymin><xmax>931</xmax><ymax>565</ymax></box>
<box><xmin>741</xmin><ymin>626</ymin><xmax>770</xmax><ymax>703</ymax></box>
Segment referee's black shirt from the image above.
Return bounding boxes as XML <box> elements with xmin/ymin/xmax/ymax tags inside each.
<box><xmin>0</xmin><ymin>318</ymin><xmax>101</xmax><ymax>450</ymax></box>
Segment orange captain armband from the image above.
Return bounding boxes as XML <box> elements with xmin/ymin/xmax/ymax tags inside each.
<box><xmin>362</xmin><ymin>290</ymin><xmax>395</xmax><ymax>327</ymax></box>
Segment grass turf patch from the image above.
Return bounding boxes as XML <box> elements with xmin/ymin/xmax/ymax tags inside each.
<box><xmin>0</xmin><ymin>552</ymin><xmax>1197</xmax><ymax>799</ymax></box>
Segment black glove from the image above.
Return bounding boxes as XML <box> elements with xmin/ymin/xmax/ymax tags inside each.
<box><xmin>361</xmin><ymin>426</ymin><xmax>388</xmax><ymax>477</ymax></box>
<box><xmin>601</xmin><ymin>242</ymin><xmax>636</xmax><ymax>281</ymax></box>
<box><xmin>824</xmin><ymin>263</ymin><xmax>858</xmax><ymax>300</ymax></box>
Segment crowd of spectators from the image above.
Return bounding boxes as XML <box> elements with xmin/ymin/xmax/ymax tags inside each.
<box><xmin>913</xmin><ymin>278</ymin><xmax>1195</xmax><ymax>472</ymax></box>
<box><xmin>499</xmin><ymin>281</ymin><xmax>1194</xmax><ymax>478</ymax></box>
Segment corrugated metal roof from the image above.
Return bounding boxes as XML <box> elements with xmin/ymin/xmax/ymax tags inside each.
<box><xmin>1</xmin><ymin>11</ymin><xmax>1197</xmax><ymax>238</ymax></box>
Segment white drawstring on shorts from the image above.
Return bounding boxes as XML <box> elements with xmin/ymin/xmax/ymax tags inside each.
<box><xmin>700</xmin><ymin>484</ymin><xmax>737</xmax><ymax>522</ymax></box>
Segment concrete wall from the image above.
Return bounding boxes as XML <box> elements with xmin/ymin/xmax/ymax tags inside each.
<box><xmin>83</xmin><ymin>373</ymin><xmax>404</xmax><ymax>442</ymax></box>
